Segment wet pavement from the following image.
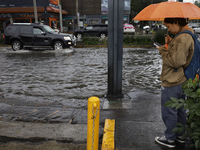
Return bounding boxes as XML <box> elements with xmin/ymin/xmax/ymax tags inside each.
<box><xmin>0</xmin><ymin>47</ymin><xmax>195</xmax><ymax>149</ymax></box>
<box><xmin>0</xmin><ymin>46</ymin><xmax>161</xmax><ymax>123</ymax></box>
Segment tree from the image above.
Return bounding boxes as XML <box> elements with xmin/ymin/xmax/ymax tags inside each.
<box><xmin>131</xmin><ymin>0</ymin><xmax>166</xmax><ymax>19</ymax></box>
<box><xmin>130</xmin><ymin>0</ymin><xmax>165</xmax><ymax>25</ymax></box>
<box><xmin>195</xmin><ymin>1</ymin><xmax>200</xmax><ymax>8</ymax></box>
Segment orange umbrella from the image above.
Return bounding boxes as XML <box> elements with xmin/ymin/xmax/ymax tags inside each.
<box><xmin>133</xmin><ymin>1</ymin><xmax>200</xmax><ymax>21</ymax></box>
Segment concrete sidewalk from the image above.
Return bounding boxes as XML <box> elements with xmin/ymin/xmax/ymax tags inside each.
<box><xmin>0</xmin><ymin>121</ymin><xmax>87</xmax><ymax>150</ymax></box>
<box><xmin>0</xmin><ymin>89</ymin><xmax>194</xmax><ymax>150</ymax></box>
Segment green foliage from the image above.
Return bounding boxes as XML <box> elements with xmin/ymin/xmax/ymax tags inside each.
<box><xmin>81</xmin><ymin>35</ymin><xmax>152</xmax><ymax>45</ymax></box>
<box><xmin>123</xmin><ymin>35</ymin><xmax>152</xmax><ymax>45</ymax></box>
<box><xmin>131</xmin><ymin>0</ymin><xmax>166</xmax><ymax>16</ymax></box>
<box><xmin>100</xmin><ymin>37</ymin><xmax>108</xmax><ymax>45</ymax></box>
<box><xmin>195</xmin><ymin>1</ymin><xmax>200</xmax><ymax>8</ymax></box>
<box><xmin>153</xmin><ymin>29</ymin><xmax>167</xmax><ymax>45</ymax></box>
<box><xmin>164</xmin><ymin>78</ymin><xmax>200</xmax><ymax>150</ymax></box>
<box><xmin>82</xmin><ymin>36</ymin><xmax>100</xmax><ymax>45</ymax></box>
<box><xmin>153</xmin><ymin>29</ymin><xmax>175</xmax><ymax>45</ymax></box>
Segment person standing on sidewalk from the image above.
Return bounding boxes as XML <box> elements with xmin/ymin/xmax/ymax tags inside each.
<box><xmin>155</xmin><ymin>18</ymin><xmax>194</xmax><ymax>148</ymax></box>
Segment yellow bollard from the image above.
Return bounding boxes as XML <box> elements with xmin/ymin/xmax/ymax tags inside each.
<box><xmin>87</xmin><ymin>97</ymin><xmax>100</xmax><ymax>150</ymax></box>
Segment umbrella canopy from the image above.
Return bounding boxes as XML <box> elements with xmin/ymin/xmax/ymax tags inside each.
<box><xmin>133</xmin><ymin>1</ymin><xmax>200</xmax><ymax>21</ymax></box>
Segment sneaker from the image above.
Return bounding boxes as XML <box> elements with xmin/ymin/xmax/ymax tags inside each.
<box><xmin>175</xmin><ymin>136</ymin><xmax>185</xmax><ymax>143</ymax></box>
<box><xmin>155</xmin><ymin>136</ymin><xmax>176</xmax><ymax>148</ymax></box>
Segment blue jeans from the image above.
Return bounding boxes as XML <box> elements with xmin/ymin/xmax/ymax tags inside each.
<box><xmin>161</xmin><ymin>84</ymin><xmax>186</xmax><ymax>141</ymax></box>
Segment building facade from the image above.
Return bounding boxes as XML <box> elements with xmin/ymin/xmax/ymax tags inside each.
<box><xmin>0</xmin><ymin>0</ymin><xmax>131</xmax><ymax>32</ymax></box>
<box><xmin>61</xmin><ymin>0</ymin><xmax>131</xmax><ymax>31</ymax></box>
<box><xmin>0</xmin><ymin>0</ymin><xmax>67</xmax><ymax>32</ymax></box>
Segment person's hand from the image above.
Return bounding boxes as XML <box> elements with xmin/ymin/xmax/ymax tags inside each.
<box><xmin>165</xmin><ymin>34</ymin><xmax>172</xmax><ymax>44</ymax></box>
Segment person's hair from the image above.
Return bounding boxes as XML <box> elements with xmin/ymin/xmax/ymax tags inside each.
<box><xmin>164</xmin><ymin>18</ymin><xmax>189</xmax><ymax>27</ymax></box>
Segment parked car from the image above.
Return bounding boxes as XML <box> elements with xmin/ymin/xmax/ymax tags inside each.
<box><xmin>193</xmin><ymin>26</ymin><xmax>200</xmax><ymax>33</ymax></box>
<box><xmin>143</xmin><ymin>25</ymin><xmax>150</xmax><ymax>34</ymax></box>
<box><xmin>73</xmin><ymin>24</ymin><xmax>108</xmax><ymax>39</ymax></box>
<box><xmin>188</xmin><ymin>23</ymin><xmax>199</xmax><ymax>28</ymax></box>
<box><xmin>123</xmin><ymin>24</ymin><xmax>135</xmax><ymax>34</ymax></box>
<box><xmin>160</xmin><ymin>24</ymin><xmax>167</xmax><ymax>29</ymax></box>
<box><xmin>3</xmin><ymin>23</ymin><xmax>76</xmax><ymax>51</ymax></box>
<box><xmin>143</xmin><ymin>25</ymin><xmax>150</xmax><ymax>30</ymax></box>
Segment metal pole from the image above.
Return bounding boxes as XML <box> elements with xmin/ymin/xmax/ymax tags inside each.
<box><xmin>76</xmin><ymin>0</ymin><xmax>79</xmax><ymax>29</ymax></box>
<box><xmin>107</xmin><ymin>0</ymin><xmax>124</xmax><ymax>98</ymax></box>
<box><xmin>59</xmin><ymin>0</ymin><xmax>63</xmax><ymax>32</ymax></box>
<box><xmin>33</xmin><ymin>0</ymin><xmax>38</xmax><ymax>23</ymax></box>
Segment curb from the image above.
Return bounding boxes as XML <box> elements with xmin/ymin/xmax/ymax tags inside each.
<box><xmin>0</xmin><ymin>121</ymin><xmax>87</xmax><ymax>143</ymax></box>
<box><xmin>0</xmin><ymin>45</ymin><xmax>10</xmax><ymax>47</ymax></box>
<box><xmin>102</xmin><ymin>119</ymin><xmax>115</xmax><ymax>150</ymax></box>
<box><xmin>74</xmin><ymin>45</ymin><xmax>107</xmax><ymax>48</ymax></box>
<box><xmin>0</xmin><ymin>44</ymin><xmax>153</xmax><ymax>48</ymax></box>
<box><xmin>74</xmin><ymin>45</ymin><xmax>153</xmax><ymax>48</ymax></box>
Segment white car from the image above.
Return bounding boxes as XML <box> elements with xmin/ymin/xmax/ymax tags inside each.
<box><xmin>160</xmin><ymin>24</ymin><xmax>167</xmax><ymax>29</ymax></box>
<box><xmin>124</xmin><ymin>24</ymin><xmax>135</xmax><ymax>34</ymax></box>
<box><xmin>143</xmin><ymin>25</ymin><xmax>150</xmax><ymax>29</ymax></box>
<box><xmin>188</xmin><ymin>23</ymin><xmax>199</xmax><ymax>28</ymax></box>
<box><xmin>193</xmin><ymin>26</ymin><xmax>200</xmax><ymax>34</ymax></box>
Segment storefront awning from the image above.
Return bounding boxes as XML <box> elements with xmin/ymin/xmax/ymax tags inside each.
<box><xmin>0</xmin><ymin>6</ymin><xmax>67</xmax><ymax>14</ymax></box>
<box><xmin>0</xmin><ymin>7</ymin><xmax>45</xmax><ymax>13</ymax></box>
<box><xmin>47</xmin><ymin>6</ymin><xmax>67</xmax><ymax>14</ymax></box>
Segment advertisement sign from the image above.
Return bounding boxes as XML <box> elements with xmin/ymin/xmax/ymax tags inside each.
<box><xmin>49</xmin><ymin>0</ymin><xmax>59</xmax><ymax>8</ymax></box>
<box><xmin>49</xmin><ymin>0</ymin><xmax>59</xmax><ymax>6</ymax></box>
<box><xmin>0</xmin><ymin>0</ymin><xmax>45</xmax><ymax>7</ymax></box>
<box><xmin>101</xmin><ymin>0</ymin><xmax>131</xmax><ymax>14</ymax></box>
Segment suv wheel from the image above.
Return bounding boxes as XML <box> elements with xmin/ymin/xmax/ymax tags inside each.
<box><xmin>53</xmin><ymin>41</ymin><xmax>63</xmax><ymax>50</ymax></box>
<box><xmin>100</xmin><ymin>33</ymin><xmax>106</xmax><ymax>39</ymax></box>
<box><xmin>77</xmin><ymin>33</ymin><xmax>82</xmax><ymax>39</ymax></box>
<box><xmin>12</xmin><ymin>40</ymin><xmax>22</xmax><ymax>51</ymax></box>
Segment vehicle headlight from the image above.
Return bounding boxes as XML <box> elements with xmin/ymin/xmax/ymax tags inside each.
<box><xmin>64</xmin><ymin>36</ymin><xmax>71</xmax><ymax>40</ymax></box>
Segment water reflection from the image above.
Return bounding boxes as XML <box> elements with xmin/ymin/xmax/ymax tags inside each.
<box><xmin>123</xmin><ymin>48</ymin><xmax>162</xmax><ymax>93</ymax></box>
<box><xmin>0</xmin><ymin>47</ymin><xmax>161</xmax><ymax>108</ymax></box>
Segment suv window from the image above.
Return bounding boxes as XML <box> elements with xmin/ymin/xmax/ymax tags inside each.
<box><xmin>43</xmin><ymin>25</ymin><xmax>55</xmax><ymax>33</ymax></box>
<box><xmin>20</xmin><ymin>26</ymin><xmax>33</xmax><ymax>34</ymax></box>
<box><xmin>34</xmin><ymin>28</ymin><xmax>43</xmax><ymax>34</ymax></box>
<box><xmin>5</xmin><ymin>26</ymin><xmax>17</xmax><ymax>34</ymax></box>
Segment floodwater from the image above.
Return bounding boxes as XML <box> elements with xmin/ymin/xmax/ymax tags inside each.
<box><xmin>0</xmin><ymin>47</ymin><xmax>162</xmax><ymax>109</ymax></box>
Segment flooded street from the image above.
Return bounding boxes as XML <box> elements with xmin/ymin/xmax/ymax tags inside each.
<box><xmin>0</xmin><ymin>47</ymin><xmax>162</xmax><ymax>122</ymax></box>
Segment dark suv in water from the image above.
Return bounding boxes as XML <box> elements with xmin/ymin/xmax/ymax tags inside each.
<box><xmin>3</xmin><ymin>23</ymin><xmax>76</xmax><ymax>51</ymax></box>
<box><xmin>73</xmin><ymin>24</ymin><xmax>108</xmax><ymax>39</ymax></box>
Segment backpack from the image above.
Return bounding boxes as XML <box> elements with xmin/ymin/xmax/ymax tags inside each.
<box><xmin>175</xmin><ymin>30</ymin><xmax>200</xmax><ymax>80</ymax></box>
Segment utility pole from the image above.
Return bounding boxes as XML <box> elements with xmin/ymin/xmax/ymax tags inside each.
<box><xmin>59</xmin><ymin>0</ymin><xmax>63</xmax><ymax>32</ymax></box>
<box><xmin>76</xmin><ymin>0</ymin><xmax>79</xmax><ymax>29</ymax></box>
<box><xmin>33</xmin><ymin>0</ymin><xmax>38</xmax><ymax>23</ymax></box>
